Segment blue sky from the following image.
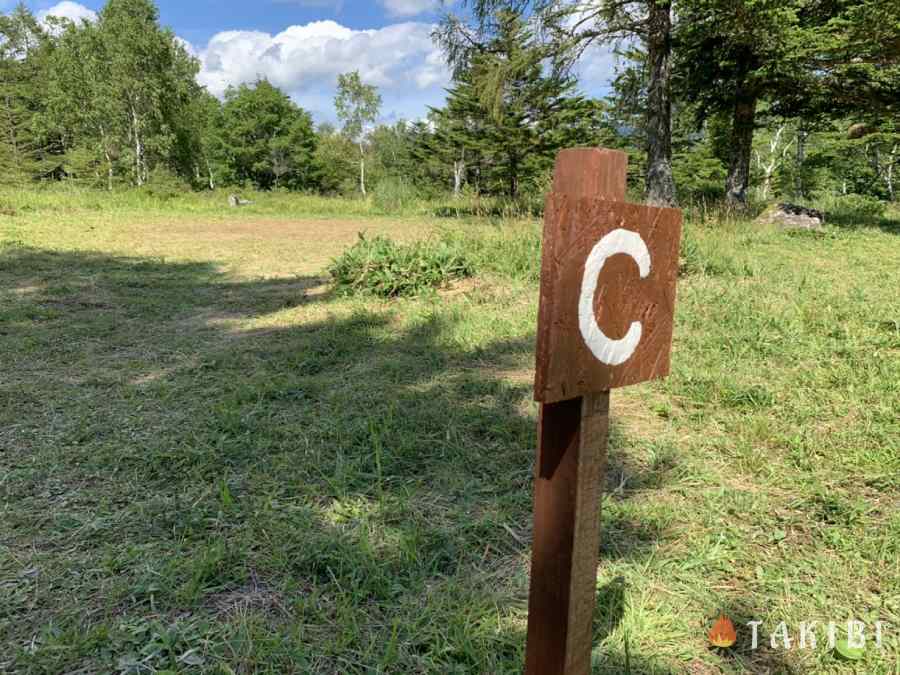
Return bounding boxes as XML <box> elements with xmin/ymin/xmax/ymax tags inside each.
<box><xmin>17</xmin><ymin>0</ymin><xmax>617</xmax><ymax>124</ymax></box>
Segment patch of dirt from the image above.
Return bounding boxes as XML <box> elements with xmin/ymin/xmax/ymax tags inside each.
<box><xmin>104</xmin><ymin>218</ymin><xmax>430</xmax><ymax>281</ymax></box>
<box><xmin>611</xmin><ymin>387</ymin><xmax>669</xmax><ymax>440</ymax></box>
<box><xmin>167</xmin><ymin>218</ymin><xmax>411</xmax><ymax>242</ymax></box>
<box><xmin>204</xmin><ymin>573</ymin><xmax>288</xmax><ymax>620</ymax></box>
<box><xmin>491</xmin><ymin>367</ymin><xmax>534</xmax><ymax>385</ymax></box>
<box><xmin>438</xmin><ymin>277</ymin><xmax>483</xmax><ymax>297</ymax></box>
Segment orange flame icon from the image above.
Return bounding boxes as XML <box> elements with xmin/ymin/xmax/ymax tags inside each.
<box><xmin>709</xmin><ymin>615</ymin><xmax>737</xmax><ymax>648</ymax></box>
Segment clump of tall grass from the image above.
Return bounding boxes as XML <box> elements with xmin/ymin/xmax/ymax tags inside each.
<box><xmin>439</xmin><ymin>223</ymin><xmax>542</xmax><ymax>282</ymax></box>
<box><xmin>370</xmin><ymin>178</ymin><xmax>424</xmax><ymax>215</ymax></box>
<box><xmin>679</xmin><ymin>222</ymin><xmax>759</xmax><ymax>277</ymax></box>
<box><xmin>822</xmin><ymin>193</ymin><xmax>887</xmax><ymax>226</ymax></box>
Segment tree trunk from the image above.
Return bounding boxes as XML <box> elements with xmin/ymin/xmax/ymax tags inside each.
<box><xmin>645</xmin><ymin>0</ymin><xmax>676</xmax><ymax>206</ymax></box>
<box><xmin>756</xmin><ymin>125</ymin><xmax>790</xmax><ymax>201</ymax></box>
<box><xmin>882</xmin><ymin>144</ymin><xmax>897</xmax><ymax>201</ymax></box>
<box><xmin>105</xmin><ymin>150</ymin><xmax>114</xmax><ymax>191</ymax></box>
<box><xmin>130</xmin><ymin>103</ymin><xmax>145</xmax><ymax>187</ymax></box>
<box><xmin>725</xmin><ymin>87</ymin><xmax>758</xmax><ymax>205</ymax></box>
<box><xmin>359</xmin><ymin>142</ymin><xmax>367</xmax><ymax>196</ymax></box>
<box><xmin>360</xmin><ymin>158</ymin><xmax>366</xmax><ymax>196</ymax></box>
<box><xmin>795</xmin><ymin>127</ymin><xmax>807</xmax><ymax>199</ymax></box>
<box><xmin>453</xmin><ymin>159</ymin><xmax>465</xmax><ymax>198</ymax></box>
<box><xmin>207</xmin><ymin>159</ymin><xmax>215</xmax><ymax>191</ymax></box>
<box><xmin>99</xmin><ymin>126</ymin><xmax>113</xmax><ymax>191</ymax></box>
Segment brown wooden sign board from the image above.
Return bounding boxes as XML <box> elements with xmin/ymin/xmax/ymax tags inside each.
<box><xmin>535</xmin><ymin>183</ymin><xmax>681</xmax><ymax>403</ymax></box>
<box><xmin>524</xmin><ymin>148</ymin><xmax>681</xmax><ymax>675</ymax></box>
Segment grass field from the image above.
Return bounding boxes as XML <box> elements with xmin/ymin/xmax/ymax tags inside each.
<box><xmin>1</xmin><ymin>187</ymin><xmax>899</xmax><ymax>674</ymax></box>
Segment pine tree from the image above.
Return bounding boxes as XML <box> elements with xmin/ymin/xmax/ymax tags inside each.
<box><xmin>0</xmin><ymin>5</ymin><xmax>54</xmax><ymax>184</ymax></box>
<box><xmin>431</xmin><ymin>11</ymin><xmax>608</xmax><ymax>198</ymax></box>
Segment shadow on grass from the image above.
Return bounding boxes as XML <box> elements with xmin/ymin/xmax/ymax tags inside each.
<box><xmin>826</xmin><ymin>210</ymin><xmax>900</xmax><ymax>235</ymax></box>
<box><xmin>1</xmin><ymin>243</ymin><xmax>740</xmax><ymax>673</ymax></box>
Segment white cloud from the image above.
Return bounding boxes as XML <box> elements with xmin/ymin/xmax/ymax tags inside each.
<box><xmin>576</xmin><ymin>42</ymin><xmax>619</xmax><ymax>94</ymax></box>
<box><xmin>379</xmin><ymin>0</ymin><xmax>441</xmax><ymax>18</ymax></box>
<box><xmin>174</xmin><ymin>36</ymin><xmax>197</xmax><ymax>58</ymax></box>
<box><xmin>36</xmin><ymin>1</ymin><xmax>97</xmax><ymax>25</ymax></box>
<box><xmin>193</xmin><ymin>19</ymin><xmax>452</xmax><ymax>122</ymax></box>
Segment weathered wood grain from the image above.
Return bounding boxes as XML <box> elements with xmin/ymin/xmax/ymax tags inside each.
<box><xmin>551</xmin><ymin>148</ymin><xmax>628</xmax><ymax>203</ymax></box>
<box><xmin>525</xmin><ymin>392</ymin><xmax>609</xmax><ymax>675</ymax></box>
<box><xmin>524</xmin><ymin>148</ymin><xmax>681</xmax><ymax>675</ymax></box>
<box><xmin>535</xmin><ymin>167</ymin><xmax>682</xmax><ymax>403</ymax></box>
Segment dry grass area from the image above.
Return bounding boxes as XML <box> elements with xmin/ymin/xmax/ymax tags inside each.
<box><xmin>1</xmin><ymin>192</ymin><xmax>899</xmax><ymax>674</ymax></box>
<box><xmin>10</xmin><ymin>213</ymin><xmax>432</xmax><ymax>278</ymax></box>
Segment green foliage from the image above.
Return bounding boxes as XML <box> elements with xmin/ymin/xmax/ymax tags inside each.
<box><xmin>215</xmin><ymin>80</ymin><xmax>318</xmax><ymax>191</ymax></box>
<box><xmin>313</xmin><ymin>124</ymin><xmax>358</xmax><ymax>195</ymax></box>
<box><xmin>0</xmin><ymin>6</ymin><xmax>56</xmax><ymax>183</ymax></box>
<box><xmin>32</xmin><ymin>0</ymin><xmax>203</xmax><ymax>188</ymax></box>
<box><xmin>834</xmin><ymin>639</ymin><xmax>866</xmax><ymax>661</ymax></box>
<box><xmin>1</xmin><ymin>0</ymin><xmax>896</xmax><ymax>210</ymax></box>
<box><xmin>144</xmin><ymin>167</ymin><xmax>192</xmax><ymax>200</ymax></box>
<box><xmin>826</xmin><ymin>193</ymin><xmax>887</xmax><ymax>220</ymax></box>
<box><xmin>673</xmin><ymin>143</ymin><xmax>728</xmax><ymax>204</ymax></box>
<box><xmin>335</xmin><ymin>70</ymin><xmax>382</xmax><ymax>195</ymax></box>
<box><xmin>334</xmin><ymin>71</ymin><xmax>382</xmax><ymax>146</ymax></box>
<box><xmin>427</xmin><ymin>11</ymin><xmax>610</xmax><ymax>198</ymax></box>
<box><xmin>371</xmin><ymin>177</ymin><xmax>420</xmax><ymax>214</ymax></box>
<box><xmin>369</xmin><ymin>122</ymin><xmax>434</xmax><ymax>195</ymax></box>
<box><xmin>328</xmin><ymin>234</ymin><xmax>473</xmax><ymax>297</ymax></box>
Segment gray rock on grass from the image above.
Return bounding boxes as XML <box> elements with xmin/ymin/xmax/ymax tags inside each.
<box><xmin>757</xmin><ymin>203</ymin><xmax>825</xmax><ymax>231</ymax></box>
<box><xmin>228</xmin><ymin>194</ymin><xmax>252</xmax><ymax>208</ymax></box>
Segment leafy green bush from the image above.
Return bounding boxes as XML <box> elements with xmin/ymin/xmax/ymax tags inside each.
<box><xmin>328</xmin><ymin>234</ymin><xmax>474</xmax><ymax>297</ymax></box>
<box><xmin>826</xmin><ymin>193</ymin><xmax>886</xmax><ymax>220</ymax></box>
<box><xmin>145</xmin><ymin>168</ymin><xmax>192</xmax><ymax>200</ymax></box>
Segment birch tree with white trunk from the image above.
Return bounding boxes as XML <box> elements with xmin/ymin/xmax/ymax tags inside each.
<box><xmin>335</xmin><ymin>71</ymin><xmax>382</xmax><ymax>197</ymax></box>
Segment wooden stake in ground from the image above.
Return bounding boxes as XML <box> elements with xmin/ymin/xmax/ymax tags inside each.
<box><xmin>525</xmin><ymin>148</ymin><xmax>682</xmax><ymax>675</ymax></box>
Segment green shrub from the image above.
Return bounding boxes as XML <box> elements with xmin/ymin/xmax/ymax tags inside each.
<box><xmin>826</xmin><ymin>193</ymin><xmax>886</xmax><ymax>220</ymax></box>
<box><xmin>328</xmin><ymin>233</ymin><xmax>474</xmax><ymax>297</ymax></box>
<box><xmin>145</xmin><ymin>168</ymin><xmax>192</xmax><ymax>200</ymax></box>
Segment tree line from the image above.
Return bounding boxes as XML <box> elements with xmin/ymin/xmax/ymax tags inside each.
<box><xmin>1</xmin><ymin>0</ymin><xmax>897</xmax><ymax>206</ymax></box>
<box><xmin>440</xmin><ymin>0</ymin><xmax>899</xmax><ymax>206</ymax></box>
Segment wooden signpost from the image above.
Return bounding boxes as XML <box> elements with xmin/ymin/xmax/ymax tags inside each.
<box><xmin>525</xmin><ymin>148</ymin><xmax>682</xmax><ymax>674</ymax></box>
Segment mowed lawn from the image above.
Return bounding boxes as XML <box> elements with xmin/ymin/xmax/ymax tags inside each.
<box><xmin>1</xmin><ymin>192</ymin><xmax>899</xmax><ymax>674</ymax></box>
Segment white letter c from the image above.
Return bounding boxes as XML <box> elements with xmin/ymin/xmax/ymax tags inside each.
<box><xmin>578</xmin><ymin>228</ymin><xmax>651</xmax><ymax>366</ymax></box>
